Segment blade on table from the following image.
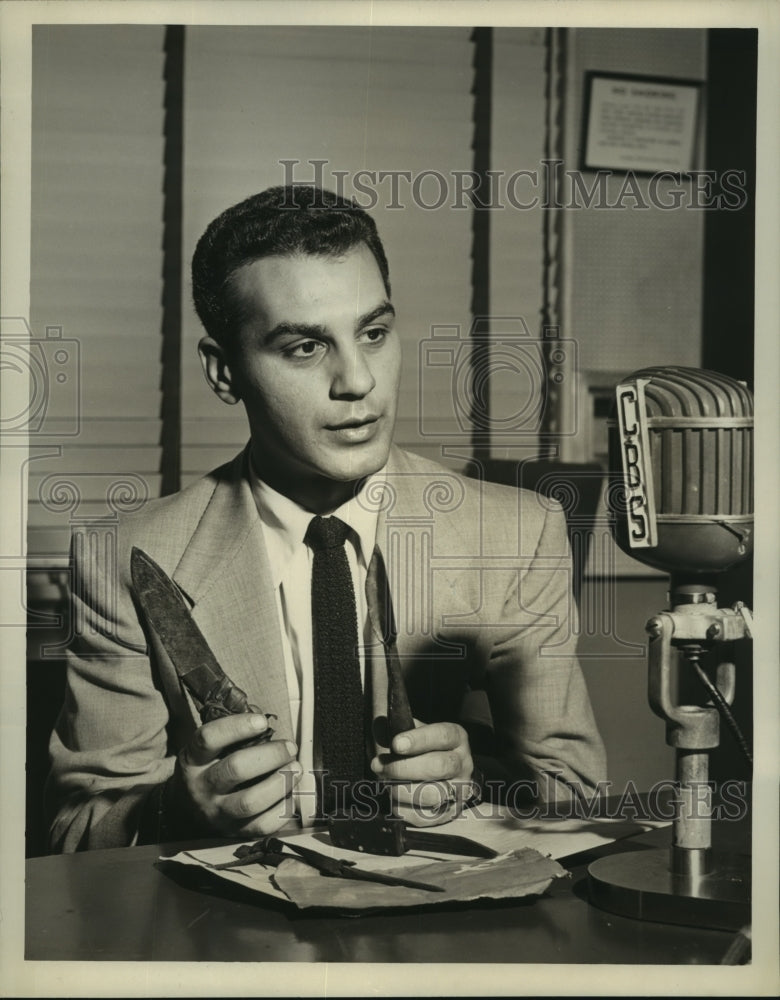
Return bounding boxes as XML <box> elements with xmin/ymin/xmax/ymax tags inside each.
<box><xmin>403</xmin><ymin>829</ymin><xmax>499</xmax><ymax>859</ymax></box>
<box><xmin>268</xmin><ymin>837</ymin><xmax>444</xmax><ymax>893</ymax></box>
<box><xmin>337</xmin><ymin>864</ymin><xmax>445</xmax><ymax>893</ymax></box>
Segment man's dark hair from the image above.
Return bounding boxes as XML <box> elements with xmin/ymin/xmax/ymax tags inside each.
<box><xmin>192</xmin><ymin>185</ymin><xmax>391</xmax><ymax>347</ymax></box>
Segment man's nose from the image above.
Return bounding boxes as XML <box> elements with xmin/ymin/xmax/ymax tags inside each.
<box><xmin>329</xmin><ymin>348</ymin><xmax>376</xmax><ymax>399</ymax></box>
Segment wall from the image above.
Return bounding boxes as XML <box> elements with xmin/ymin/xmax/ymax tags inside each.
<box><xmin>563</xmin><ymin>28</ymin><xmax>708</xmax><ymax>380</ymax></box>
<box><xmin>26</xmin><ymin>25</ymin><xmax>167</xmax><ymax>856</ymax></box>
<box><xmin>560</xmin><ymin>30</ymin><xmax>711</xmax><ymax>583</ymax></box>
<box><xmin>28</xmin><ymin>25</ymin><xmax>166</xmax><ymax>564</ymax></box>
<box><xmin>557</xmin><ymin>30</ymin><xmax>754</xmax><ymax>797</ymax></box>
<box><xmin>578</xmin><ymin>577</ymin><xmax>675</xmax><ymax>792</ymax></box>
<box><xmin>179</xmin><ymin>26</ymin><xmax>476</xmax><ymax>478</ymax></box>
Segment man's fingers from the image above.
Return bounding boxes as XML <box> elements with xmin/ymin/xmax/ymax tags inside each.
<box><xmin>183</xmin><ymin>713</ymin><xmax>271</xmax><ymax>766</ymax></box>
<box><xmin>220</xmin><ymin>761</ymin><xmax>302</xmax><ymax>828</ymax></box>
<box><xmin>389</xmin><ymin>779</ymin><xmax>455</xmax><ymax>811</ymax></box>
<box><xmin>391</xmin><ymin>721</ymin><xmax>465</xmax><ymax>756</ymax></box>
<box><xmin>204</xmin><ymin>738</ymin><xmax>298</xmax><ymax>794</ymax></box>
<box><xmin>372</xmin><ymin>748</ymin><xmax>465</xmax><ymax>783</ymax></box>
<box><xmin>174</xmin><ymin>725</ymin><xmax>300</xmax><ymax>836</ymax></box>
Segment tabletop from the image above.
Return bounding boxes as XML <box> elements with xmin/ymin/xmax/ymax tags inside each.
<box><xmin>25</xmin><ymin>815</ymin><xmax>750</xmax><ymax>964</ymax></box>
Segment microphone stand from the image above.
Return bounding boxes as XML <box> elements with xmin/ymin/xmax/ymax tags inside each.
<box><xmin>588</xmin><ymin>574</ymin><xmax>752</xmax><ymax>930</ymax></box>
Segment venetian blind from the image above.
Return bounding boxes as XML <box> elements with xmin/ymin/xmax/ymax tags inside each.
<box><xmin>180</xmin><ymin>26</ymin><xmax>475</xmax><ymax>482</ymax></box>
<box><xmin>29</xmin><ymin>26</ymin><xmax>166</xmax><ymax>562</ymax></box>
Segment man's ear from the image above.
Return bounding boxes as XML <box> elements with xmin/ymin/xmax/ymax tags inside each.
<box><xmin>198</xmin><ymin>336</ymin><xmax>241</xmax><ymax>404</ymax></box>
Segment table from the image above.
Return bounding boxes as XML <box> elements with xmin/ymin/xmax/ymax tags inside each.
<box><xmin>25</xmin><ymin>818</ymin><xmax>749</xmax><ymax>964</ymax></box>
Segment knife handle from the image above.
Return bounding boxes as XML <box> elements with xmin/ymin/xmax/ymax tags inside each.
<box><xmin>328</xmin><ymin>812</ymin><xmax>407</xmax><ymax>856</ymax></box>
<box><xmin>198</xmin><ymin>676</ymin><xmax>276</xmax><ymax>745</ymax></box>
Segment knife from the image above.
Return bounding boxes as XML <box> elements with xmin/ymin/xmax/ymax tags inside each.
<box><xmin>215</xmin><ymin>836</ymin><xmax>445</xmax><ymax>892</ymax></box>
<box><xmin>130</xmin><ymin>546</ymin><xmax>275</xmax><ymax>738</ymax></box>
<box><xmin>366</xmin><ymin>545</ymin><xmax>414</xmax><ymax>739</ymax></box>
<box><xmin>327</xmin><ymin>812</ymin><xmax>499</xmax><ymax>860</ymax></box>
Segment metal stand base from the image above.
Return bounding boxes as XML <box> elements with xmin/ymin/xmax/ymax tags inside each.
<box><xmin>588</xmin><ymin>849</ymin><xmax>750</xmax><ymax>931</ymax></box>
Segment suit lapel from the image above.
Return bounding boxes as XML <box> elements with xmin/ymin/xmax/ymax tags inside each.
<box><xmin>172</xmin><ymin>450</ymin><xmax>293</xmax><ymax>739</ymax></box>
<box><xmin>372</xmin><ymin>446</ymin><xmax>436</xmax><ymax>657</ymax></box>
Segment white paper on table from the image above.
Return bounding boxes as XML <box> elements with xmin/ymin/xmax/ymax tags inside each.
<box><xmin>163</xmin><ymin>810</ymin><xmax>669</xmax><ymax>905</ymax></box>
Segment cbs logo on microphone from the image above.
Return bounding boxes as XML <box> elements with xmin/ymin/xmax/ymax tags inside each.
<box><xmin>418</xmin><ymin>317</ymin><xmax>578</xmax><ymax>440</ymax></box>
<box><xmin>0</xmin><ymin>317</ymin><xmax>81</xmax><ymax>436</ymax></box>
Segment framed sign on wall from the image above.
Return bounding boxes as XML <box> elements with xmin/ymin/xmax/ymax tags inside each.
<box><xmin>580</xmin><ymin>71</ymin><xmax>703</xmax><ymax>174</ymax></box>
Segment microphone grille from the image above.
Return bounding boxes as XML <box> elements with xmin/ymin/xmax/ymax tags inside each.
<box><xmin>608</xmin><ymin>366</ymin><xmax>753</xmax><ymax>574</ymax></box>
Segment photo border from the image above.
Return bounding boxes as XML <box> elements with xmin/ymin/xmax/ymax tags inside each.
<box><xmin>1</xmin><ymin>1</ymin><xmax>778</xmax><ymax>997</ymax></box>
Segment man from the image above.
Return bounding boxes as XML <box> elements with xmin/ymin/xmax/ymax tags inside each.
<box><xmin>45</xmin><ymin>185</ymin><xmax>606</xmax><ymax>852</ymax></box>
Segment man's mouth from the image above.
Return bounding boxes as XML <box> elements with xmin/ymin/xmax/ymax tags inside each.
<box><xmin>326</xmin><ymin>415</ymin><xmax>381</xmax><ymax>441</ymax></box>
<box><xmin>327</xmin><ymin>416</ymin><xmax>379</xmax><ymax>430</ymax></box>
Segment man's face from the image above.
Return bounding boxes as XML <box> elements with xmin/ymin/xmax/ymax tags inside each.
<box><xmin>212</xmin><ymin>245</ymin><xmax>401</xmax><ymax>511</ymax></box>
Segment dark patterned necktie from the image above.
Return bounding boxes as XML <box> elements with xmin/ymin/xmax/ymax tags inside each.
<box><xmin>305</xmin><ymin>515</ymin><xmax>366</xmax><ymax>816</ymax></box>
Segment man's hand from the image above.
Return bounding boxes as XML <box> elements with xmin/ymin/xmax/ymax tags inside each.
<box><xmin>168</xmin><ymin>712</ymin><xmax>302</xmax><ymax>837</ymax></box>
<box><xmin>369</xmin><ymin>721</ymin><xmax>475</xmax><ymax>826</ymax></box>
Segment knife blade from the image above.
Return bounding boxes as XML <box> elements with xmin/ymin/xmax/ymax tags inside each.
<box><xmin>366</xmin><ymin>545</ymin><xmax>414</xmax><ymax>739</ymax></box>
<box><xmin>130</xmin><ymin>546</ymin><xmax>275</xmax><ymax>736</ymax></box>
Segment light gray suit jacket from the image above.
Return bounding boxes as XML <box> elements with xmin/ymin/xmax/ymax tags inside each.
<box><xmin>46</xmin><ymin>446</ymin><xmax>606</xmax><ymax>852</ymax></box>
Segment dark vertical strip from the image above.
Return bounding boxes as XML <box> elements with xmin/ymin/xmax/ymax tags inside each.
<box><xmin>700</xmin><ymin>29</ymin><xmax>756</xmax><ymax>785</ymax></box>
<box><xmin>160</xmin><ymin>25</ymin><xmax>185</xmax><ymax>496</ymax></box>
<box><xmin>469</xmin><ymin>27</ymin><xmax>492</xmax><ymax>460</ymax></box>
<box><xmin>539</xmin><ymin>27</ymin><xmax>555</xmax><ymax>336</ymax></box>
<box><xmin>701</xmin><ymin>29</ymin><xmax>756</xmax><ymax>388</ymax></box>
<box><xmin>538</xmin><ymin>27</ymin><xmax>567</xmax><ymax>458</ymax></box>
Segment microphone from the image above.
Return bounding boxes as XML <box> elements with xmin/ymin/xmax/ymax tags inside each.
<box><xmin>607</xmin><ymin>365</ymin><xmax>753</xmax><ymax>579</ymax></box>
<box><xmin>588</xmin><ymin>366</ymin><xmax>753</xmax><ymax>932</ymax></box>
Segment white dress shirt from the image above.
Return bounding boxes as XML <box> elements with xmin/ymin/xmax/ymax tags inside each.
<box><xmin>248</xmin><ymin>460</ymin><xmax>383</xmax><ymax>825</ymax></box>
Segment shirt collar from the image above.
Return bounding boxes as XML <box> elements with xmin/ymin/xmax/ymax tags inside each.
<box><xmin>248</xmin><ymin>458</ymin><xmax>384</xmax><ymax>587</ymax></box>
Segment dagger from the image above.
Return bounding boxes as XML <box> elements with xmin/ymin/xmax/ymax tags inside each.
<box><xmin>130</xmin><ymin>546</ymin><xmax>276</xmax><ymax>738</ymax></box>
<box><xmin>215</xmin><ymin>836</ymin><xmax>445</xmax><ymax>893</ymax></box>
<box><xmin>365</xmin><ymin>546</ymin><xmax>485</xmax><ymax>829</ymax></box>
<box><xmin>365</xmin><ymin>545</ymin><xmax>414</xmax><ymax>739</ymax></box>
<box><xmin>327</xmin><ymin>811</ymin><xmax>498</xmax><ymax>860</ymax></box>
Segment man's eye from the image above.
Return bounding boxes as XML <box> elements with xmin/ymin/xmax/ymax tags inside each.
<box><xmin>286</xmin><ymin>340</ymin><xmax>324</xmax><ymax>359</ymax></box>
<box><xmin>362</xmin><ymin>327</ymin><xmax>387</xmax><ymax>344</ymax></box>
